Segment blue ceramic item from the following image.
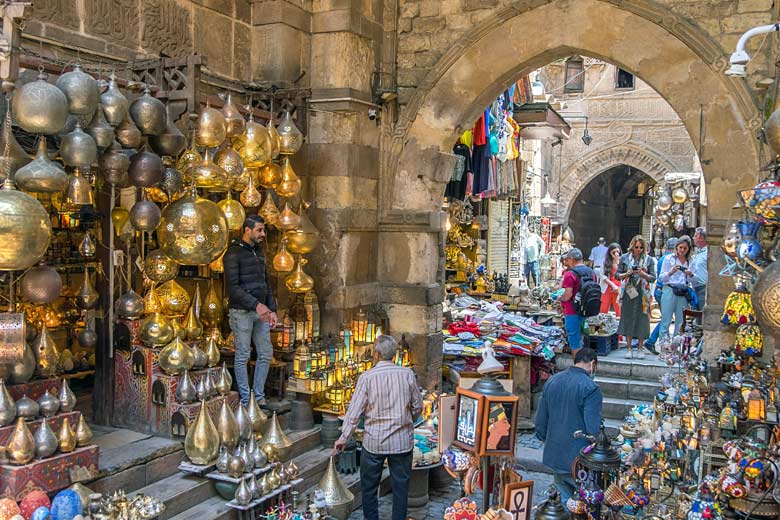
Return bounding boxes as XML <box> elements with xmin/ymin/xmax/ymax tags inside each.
<box><xmin>50</xmin><ymin>490</ymin><xmax>82</xmax><ymax>520</ymax></box>
<box><xmin>31</xmin><ymin>507</ymin><xmax>51</xmax><ymax>520</ymax></box>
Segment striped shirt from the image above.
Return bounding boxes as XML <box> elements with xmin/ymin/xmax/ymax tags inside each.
<box><xmin>337</xmin><ymin>361</ymin><xmax>423</xmax><ymax>454</ymax></box>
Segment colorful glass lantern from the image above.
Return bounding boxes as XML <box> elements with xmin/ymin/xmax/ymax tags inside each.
<box><xmin>334</xmin><ymin>359</ymin><xmax>346</xmax><ymax>385</ymax></box>
<box><xmin>293</xmin><ymin>343</ymin><xmax>311</xmax><ymax>379</ymax></box>
<box><xmin>735</xmin><ymin>323</ymin><xmax>763</xmax><ymax>357</ymax></box>
<box><xmin>312</xmin><ymin>371</ymin><xmax>326</xmax><ymax>393</ymax></box>
<box><xmin>271</xmin><ymin>317</ymin><xmax>294</xmax><ymax>350</ymax></box>
<box><xmin>325</xmin><ymin>366</ymin><xmax>335</xmax><ymax>387</ymax></box>
<box><xmin>289</xmin><ymin>294</ymin><xmax>309</xmax><ymax>346</ymax></box>
<box><xmin>304</xmin><ymin>291</ymin><xmax>320</xmax><ymax>340</ymax></box>
<box><xmin>351</xmin><ymin>309</ymin><xmax>368</xmax><ymax>344</ymax></box>
<box><xmin>346</xmin><ymin>359</ymin><xmax>358</xmax><ymax>382</ymax></box>
<box><xmin>360</xmin><ymin>355</ymin><xmax>373</xmax><ymax>373</ymax></box>
<box><xmin>747</xmin><ymin>388</ymin><xmax>766</xmax><ymax>421</ymax></box>
<box><xmin>340</xmin><ymin>322</ymin><xmax>353</xmax><ymax>357</ymax></box>
<box><xmin>327</xmin><ymin>385</ymin><xmax>345</xmax><ymax>412</ymax></box>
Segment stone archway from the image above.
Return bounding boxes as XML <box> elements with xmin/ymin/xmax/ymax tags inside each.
<box><xmin>558</xmin><ymin>143</ymin><xmax>675</xmax><ymax>224</ymax></box>
<box><xmin>379</xmin><ymin>0</ymin><xmax>761</xmax><ymax>362</ymax></box>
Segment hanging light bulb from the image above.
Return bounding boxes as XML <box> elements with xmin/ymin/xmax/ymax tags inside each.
<box><xmin>273</xmin><ymin>238</ymin><xmax>295</xmax><ymax>272</ymax></box>
<box><xmin>79</xmin><ymin>232</ymin><xmax>96</xmax><ymax>257</ymax></box>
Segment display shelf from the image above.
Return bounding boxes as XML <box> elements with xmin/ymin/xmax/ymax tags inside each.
<box><xmin>0</xmin><ymin>411</ymin><xmax>80</xmax><ymax>445</ymax></box>
<box><xmin>8</xmin><ymin>377</ymin><xmax>62</xmax><ymax>402</ymax></box>
<box><xmin>225</xmin><ymin>478</ymin><xmax>302</xmax><ymax>511</ymax></box>
<box><xmin>205</xmin><ymin>463</ymin><xmax>274</xmax><ymax>484</ymax></box>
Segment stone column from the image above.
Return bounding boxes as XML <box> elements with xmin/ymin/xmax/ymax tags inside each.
<box><xmin>251</xmin><ymin>0</ymin><xmax>310</xmax><ymax>81</ymax></box>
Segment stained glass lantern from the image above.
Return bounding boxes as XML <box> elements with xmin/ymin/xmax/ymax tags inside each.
<box><xmin>346</xmin><ymin>359</ymin><xmax>358</xmax><ymax>382</ymax></box>
<box><xmin>351</xmin><ymin>309</ymin><xmax>368</xmax><ymax>344</ymax></box>
<box><xmin>289</xmin><ymin>294</ymin><xmax>309</xmax><ymax>346</ymax></box>
<box><xmin>304</xmin><ymin>291</ymin><xmax>320</xmax><ymax>340</ymax></box>
<box><xmin>736</xmin><ymin>323</ymin><xmax>763</xmax><ymax>357</ymax></box>
<box><xmin>747</xmin><ymin>388</ymin><xmax>766</xmax><ymax>421</ymax></box>
<box><xmin>325</xmin><ymin>367</ymin><xmax>335</xmax><ymax>388</ymax></box>
<box><xmin>293</xmin><ymin>343</ymin><xmax>311</xmax><ymax>379</ymax></box>
<box><xmin>312</xmin><ymin>371</ymin><xmax>326</xmax><ymax>393</ymax></box>
<box><xmin>360</xmin><ymin>355</ymin><xmax>373</xmax><ymax>373</ymax></box>
<box><xmin>316</xmin><ymin>346</ymin><xmax>328</xmax><ymax>373</ymax></box>
<box><xmin>340</xmin><ymin>322</ymin><xmax>353</xmax><ymax>358</ymax></box>
<box><xmin>327</xmin><ymin>385</ymin><xmax>345</xmax><ymax>412</ymax></box>
<box><xmin>271</xmin><ymin>316</ymin><xmax>294</xmax><ymax>351</ymax></box>
<box><xmin>334</xmin><ymin>359</ymin><xmax>346</xmax><ymax>385</ymax></box>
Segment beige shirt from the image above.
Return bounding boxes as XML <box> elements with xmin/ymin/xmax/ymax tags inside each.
<box><xmin>337</xmin><ymin>361</ymin><xmax>423</xmax><ymax>454</ymax></box>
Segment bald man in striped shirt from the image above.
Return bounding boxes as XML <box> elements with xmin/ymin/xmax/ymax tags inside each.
<box><xmin>332</xmin><ymin>335</ymin><xmax>423</xmax><ymax>520</ymax></box>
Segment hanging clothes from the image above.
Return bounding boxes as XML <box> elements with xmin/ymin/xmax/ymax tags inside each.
<box><xmin>446</xmin><ymin>142</ymin><xmax>472</xmax><ymax>201</ymax></box>
<box><xmin>471</xmin><ymin>144</ymin><xmax>491</xmax><ymax>195</ymax></box>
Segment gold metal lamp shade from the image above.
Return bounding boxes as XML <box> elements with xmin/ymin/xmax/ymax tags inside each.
<box><xmin>285</xmin><ymin>208</ymin><xmax>320</xmax><ymax>254</ymax></box>
<box><xmin>239</xmin><ymin>173</ymin><xmax>262</xmax><ymax>207</ymax></box>
<box><xmin>277</xmin><ymin>202</ymin><xmax>300</xmax><ymax>231</ymax></box>
<box><xmin>0</xmin><ymin>180</ymin><xmax>52</xmax><ymax>270</ymax></box>
<box><xmin>257</xmin><ymin>162</ymin><xmax>281</xmax><ymax>189</ymax></box>
<box><xmin>276</xmin><ymin>157</ymin><xmax>301</xmax><ymax>198</ymax></box>
<box><xmin>277</xmin><ymin>111</ymin><xmax>304</xmax><ymax>155</ymax></box>
<box><xmin>318</xmin><ymin>456</ymin><xmax>354</xmax><ymax>519</ymax></box>
<box><xmin>35</xmin><ymin>324</ymin><xmax>59</xmax><ymax>378</ymax></box>
<box><xmin>139</xmin><ymin>312</ymin><xmax>175</xmax><ymax>346</ymax></box>
<box><xmin>64</xmin><ymin>168</ymin><xmax>94</xmax><ymax>207</ymax></box>
<box><xmin>195</xmin><ymin>104</ymin><xmax>227</xmax><ymax>148</ymax></box>
<box><xmin>185</xmin><ymin>400</ymin><xmax>220</xmax><ymax>465</ymax></box>
<box><xmin>285</xmin><ymin>256</ymin><xmax>314</xmax><ymax>293</ymax></box>
<box><xmin>143</xmin><ymin>284</ymin><xmax>162</xmax><ymax>315</ymax></box>
<box><xmin>15</xmin><ymin>137</ymin><xmax>68</xmax><ymax>193</ymax></box>
<box><xmin>218</xmin><ymin>193</ymin><xmax>246</xmax><ymax>232</ymax></box>
<box><xmin>158</xmin><ymin>336</ymin><xmax>196</xmax><ymax>375</ymax></box>
<box><xmin>8</xmin><ymin>417</ymin><xmax>34</xmax><ymax>464</ymax></box>
<box><xmin>157</xmin><ymin>279</ymin><xmax>191</xmax><ymax>316</ymax></box>
<box><xmin>209</xmin><ymin>248</ymin><xmax>226</xmax><ymax>273</ymax></box>
<box><xmin>222</xmin><ymin>94</ymin><xmax>246</xmax><ymax>138</ymax></box>
<box><xmin>217</xmin><ymin>398</ymin><xmax>240</xmax><ymax>450</ymax></box>
<box><xmin>267</xmin><ymin>117</ymin><xmax>281</xmax><ymax>159</ymax></box>
<box><xmin>177</xmin><ymin>140</ymin><xmax>202</xmax><ymax>174</ymax></box>
<box><xmin>235</xmin><ymin>117</ymin><xmax>272</xmax><ymax>168</ymax></box>
<box><xmin>144</xmin><ymin>249</ymin><xmax>180</xmax><ymax>283</ymax></box>
<box><xmin>247</xmin><ymin>393</ymin><xmax>267</xmax><ymax>437</ymax></box>
<box><xmin>200</xmin><ymin>279</ymin><xmax>224</xmax><ymax>328</ymax></box>
<box><xmin>259</xmin><ymin>191</ymin><xmax>280</xmax><ymax>228</ymax></box>
<box><xmin>273</xmin><ymin>239</ymin><xmax>295</xmax><ymax>272</ymax></box>
<box><xmin>111</xmin><ymin>206</ymin><xmax>131</xmax><ymax>237</ymax></box>
<box><xmin>157</xmin><ymin>190</ymin><xmax>229</xmax><ymax>265</ymax></box>
<box><xmin>263</xmin><ymin>412</ymin><xmax>292</xmax><ymax>460</ymax></box>
<box><xmin>190</xmin><ymin>149</ymin><xmax>229</xmax><ymax>192</ymax></box>
<box><xmin>215</xmin><ymin>144</ymin><xmax>245</xmax><ymax>182</ymax></box>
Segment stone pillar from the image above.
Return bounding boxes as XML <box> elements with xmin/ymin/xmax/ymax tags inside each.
<box><xmin>251</xmin><ymin>0</ymin><xmax>310</xmax><ymax>81</ymax></box>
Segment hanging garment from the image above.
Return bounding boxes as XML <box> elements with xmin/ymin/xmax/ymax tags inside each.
<box><xmin>471</xmin><ymin>144</ymin><xmax>491</xmax><ymax>195</ymax></box>
<box><xmin>446</xmin><ymin>142</ymin><xmax>472</xmax><ymax>200</ymax></box>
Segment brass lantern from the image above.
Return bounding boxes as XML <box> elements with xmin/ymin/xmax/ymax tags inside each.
<box><xmin>289</xmin><ymin>294</ymin><xmax>309</xmax><ymax>346</ymax></box>
<box><xmin>747</xmin><ymin>388</ymin><xmax>766</xmax><ymax>421</ymax></box>
<box><xmin>351</xmin><ymin>309</ymin><xmax>369</xmax><ymax>344</ymax></box>
<box><xmin>271</xmin><ymin>317</ymin><xmax>293</xmax><ymax>350</ymax></box>
<box><xmin>334</xmin><ymin>359</ymin><xmax>346</xmax><ymax>385</ymax></box>
<box><xmin>304</xmin><ymin>291</ymin><xmax>320</xmax><ymax>340</ymax></box>
<box><xmin>327</xmin><ymin>385</ymin><xmax>345</xmax><ymax>413</ymax></box>
<box><xmin>312</xmin><ymin>371</ymin><xmax>326</xmax><ymax>393</ymax></box>
<box><xmin>293</xmin><ymin>343</ymin><xmax>311</xmax><ymax>380</ymax></box>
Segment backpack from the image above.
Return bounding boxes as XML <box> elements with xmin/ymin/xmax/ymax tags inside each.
<box><xmin>571</xmin><ymin>266</ymin><xmax>601</xmax><ymax>317</ymax></box>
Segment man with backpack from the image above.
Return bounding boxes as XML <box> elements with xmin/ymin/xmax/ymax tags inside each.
<box><xmin>559</xmin><ymin>248</ymin><xmax>600</xmax><ymax>356</ymax></box>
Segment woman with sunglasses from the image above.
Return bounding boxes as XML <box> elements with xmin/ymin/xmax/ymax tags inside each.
<box><xmin>657</xmin><ymin>235</ymin><xmax>694</xmax><ymax>342</ymax></box>
<box><xmin>615</xmin><ymin>235</ymin><xmax>656</xmax><ymax>359</ymax></box>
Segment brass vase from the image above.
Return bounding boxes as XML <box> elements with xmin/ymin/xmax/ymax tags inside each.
<box><xmin>0</xmin><ymin>180</ymin><xmax>52</xmax><ymax>271</ymax></box>
<box><xmin>8</xmin><ymin>417</ymin><xmax>34</xmax><ymax>464</ymax></box>
<box><xmin>217</xmin><ymin>398</ymin><xmax>239</xmax><ymax>450</ymax></box>
<box><xmin>276</xmin><ymin>111</ymin><xmax>304</xmax><ymax>155</ymax></box>
<box><xmin>58</xmin><ymin>417</ymin><xmax>77</xmax><ymax>453</ymax></box>
<box><xmin>263</xmin><ymin>412</ymin><xmax>292</xmax><ymax>460</ymax></box>
<box><xmin>9</xmin><ymin>342</ymin><xmax>35</xmax><ymax>385</ymax></box>
<box><xmin>276</xmin><ymin>156</ymin><xmax>301</xmax><ymax>198</ymax></box>
<box><xmin>195</xmin><ymin>104</ymin><xmax>227</xmax><ymax>148</ymax></box>
<box><xmin>247</xmin><ymin>393</ymin><xmax>267</xmax><ymax>436</ymax></box>
<box><xmin>192</xmin><ymin>344</ymin><xmax>207</xmax><ymax>369</ymax></box>
<box><xmin>222</xmin><ymin>94</ymin><xmax>246</xmax><ymax>138</ymax></box>
<box><xmin>239</xmin><ymin>173</ymin><xmax>262</xmax><ymax>207</ymax></box>
<box><xmin>15</xmin><ymin>137</ymin><xmax>68</xmax><ymax>193</ymax></box>
<box><xmin>285</xmin><ymin>207</ymin><xmax>320</xmax><ymax>255</ymax></box>
<box><xmin>157</xmin><ymin>188</ymin><xmax>229</xmax><ymax>265</ymax></box>
<box><xmin>157</xmin><ymin>279</ymin><xmax>191</xmax><ymax>316</ymax></box>
<box><xmin>144</xmin><ymin>250</ymin><xmax>179</xmax><ymax>283</ymax></box>
<box><xmin>259</xmin><ymin>191</ymin><xmax>280</xmax><ymax>228</ymax></box>
<box><xmin>277</xmin><ymin>202</ymin><xmax>300</xmax><ymax>231</ymax></box>
<box><xmin>235</xmin><ymin>116</ymin><xmax>271</xmax><ymax>168</ymax></box>
<box><xmin>285</xmin><ymin>256</ymin><xmax>315</xmax><ymax>293</ymax></box>
<box><xmin>37</xmin><ymin>389</ymin><xmax>59</xmax><ymax>417</ymax></box>
<box><xmin>273</xmin><ymin>239</ymin><xmax>295</xmax><ymax>272</ymax></box>
<box><xmin>34</xmin><ymin>325</ymin><xmax>59</xmax><ymax>378</ymax></box>
<box><xmin>139</xmin><ymin>312</ymin><xmax>175</xmax><ymax>347</ymax></box>
<box><xmin>0</xmin><ymin>379</ymin><xmax>15</xmax><ymax>426</ymax></box>
<box><xmin>185</xmin><ymin>400</ymin><xmax>220</xmax><ymax>465</ymax></box>
<box><xmin>205</xmin><ymin>337</ymin><xmax>221</xmax><ymax>367</ymax></box>
<box><xmin>34</xmin><ymin>416</ymin><xmax>58</xmax><ymax>458</ymax></box>
<box><xmin>175</xmin><ymin>370</ymin><xmax>197</xmax><ymax>404</ymax></box>
<box><xmin>318</xmin><ymin>456</ymin><xmax>354</xmax><ymax>519</ymax></box>
<box><xmin>75</xmin><ymin>414</ymin><xmax>93</xmax><ymax>446</ymax></box>
<box><xmin>59</xmin><ymin>379</ymin><xmax>77</xmax><ymax>412</ymax></box>
<box><xmin>183</xmin><ymin>301</ymin><xmax>203</xmax><ymax>341</ymax></box>
<box><xmin>235</xmin><ymin>403</ymin><xmax>252</xmax><ymax>442</ymax></box>
<box><xmin>76</xmin><ymin>270</ymin><xmax>99</xmax><ymax>309</ymax></box>
<box><xmin>201</xmin><ymin>279</ymin><xmax>224</xmax><ymax>328</ymax></box>
<box><xmin>256</xmin><ymin>162</ymin><xmax>281</xmax><ymax>189</ymax></box>
<box><xmin>158</xmin><ymin>337</ymin><xmax>195</xmax><ymax>375</ymax></box>
<box><xmin>218</xmin><ymin>193</ymin><xmax>246</xmax><ymax>232</ymax></box>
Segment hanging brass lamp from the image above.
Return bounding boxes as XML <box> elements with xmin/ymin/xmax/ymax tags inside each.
<box><xmin>235</xmin><ymin>115</ymin><xmax>272</xmax><ymax>168</ymax></box>
<box><xmin>100</xmin><ymin>71</ymin><xmax>129</xmax><ymax>127</ymax></box>
<box><xmin>177</xmin><ymin>139</ymin><xmax>202</xmax><ymax>175</ymax></box>
<box><xmin>196</xmin><ymin>102</ymin><xmax>227</xmax><ymax>148</ymax></box>
<box><xmin>185</xmin><ymin>400</ymin><xmax>220</xmax><ymax>465</ymax></box>
<box><xmin>285</xmin><ymin>256</ymin><xmax>314</xmax><ymax>293</ymax></box>
<box><xmin>22</xmin><ymin>263</ymin><xmax>62</xmax><ymax>304</ymax></box>
<box><xmin>129</xmin><ymin>86</ymin><xmax>167</xmax><ymax>136</ymax></box>
<box><xmin>239</xmin><ymin>172</ymin><xmax>262</xmax><ymax>207</ymax></box>
<box><xmin>86</xmin><ymin>103</ymin><xmax>115</xmax><ymax>150</ymax></box>
<box><xmin>273</xmin><ymin>238</ymin><xmax>295</xmax><ymax>272</ymax></box>
<box><xmin>276</xmin><ymin>110</ymin><xmax>304</xmax><ymax>155</ymax></box>
<box><xmin>15</xmin><ymin>137</ymin><xmax>67</xmax><ymax>193</ymax></box>
<box><xmin>277</xmin><ymin>202</ymin><xmax>301</xmax><ymax>231</ymax></box>
<box><xmin>60</xmin><ymin>122</ymin><xmax>97</xmax><ymax>168</ymax></box>
<box><xmin>150</xmin><ymin>117</ymin><xmax>186</xmax><ymax>158</ymax></box>
<box><xmin>276</xmin><ymin>156</ymin><xmax>301</xmax><ymax>198</ymax></box>
<box><xmin>56</xmin><ymin>64</ymin><xmax>99</xmax><ymax>116</ymax></box>
<box><xmin>257</xmin><ymin>162</ymin><xmax>281</xmax><ymax>189</ymax></box>
<box><xmin>111</xmin><ymin>206</ymin><xmax>130</xmax><ymax>238</ymax></box>
<box><xmin>76</xmin><ymin>269</ymin><xmax>99</xmax><ymax>309</ymax></box>
<box><xmin>64</xmin><ymin>168</ymin><xmax>94</xmax><ymax>207</ymax></box>
<box><xmin>215</xmin><ymin>144</ymin><xmax>245</xmax><ymax>184</ymax></box>
<box><xmin>158</xmin><ymin>336</ymin><xmax>196</xmax><ymax>375</ymax></box>
<box><xmin>267</xmin><ymin>116</ymin><xmax>281</xmax><ymax>159</ymax></box>
<box><xmin>13</xmin><ymin>71</ymin><xmax>68</xmax><ymax>135</ymax></box>
<box><xmin>218</xmin><ymin>191</ymin><xmax>246</xmax><ymax>232</ymax></box>
<box><xmin>200</xmin><ymin>279</ymin><xmax>224</xmax><ymax>328</ymax></box>
<box><xmin>263</xmin><ymin>412</ymin><xmax>292</xmax><ymax>460</ymax></box>
<box><xmin>209</xmin><ymin>248</ymin><xmax>226</xmax><ymax>273</ymax></box>
<box><xmin>285</xmin><ymin>205</ymin><xmax>320</xmax><ymax>254</ymax></box>
<box><xmin>79</xmin><ymin>232</ymin><xmax>96</xmax><ymax>257</ymax></box>
<box><xmin>34</xmin><ymin>324</ymin><xmax>59</xmax><ymax>378</ymax></box>
<box><xmin>157</xmin><ymin>278</ymin><xmax>191</xmax><ymax>316</ymax></box>
<box><xmin>258</xmin><ymin>191</ymin><xmax>280</xmax><ymax>228</ymax></box>
<box><xmin>100</xmin><ymin>140</ymin><xmax>130</xmax><ymax>186</ymax></box>
<box><xmin>222</xmin><ymin>94</ymin><xmax>246</xmax><ymax>138</ymax></box>
<box><xmin>189</xmin><ymin>149</ymin><xmax>229</xmax><ymax>191</ymax></box>
<box><xmin>144</xmin><ymin>249</ymin><xmax>180</xmax><ymax>283</ymax></box>
<box><xmin>116</xmin><ymin>113</ymin><xmax>143</xmax><ymax>149</ymax></box>
<box><xmin>157</xmin><ymin>186</ymin><xmax>229</xmax><ymax>265</ymax></box>
<box><xmin>139</xmin><ymin>311</ymin><xmax>175</xmax><ymax>346</ymax></box>
<box><xmin>217</xmin><ymin>398</ymin><xmax>240</xmax><ymax>450</ymax></box>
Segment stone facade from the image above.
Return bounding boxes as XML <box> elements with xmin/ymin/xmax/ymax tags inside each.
<box><xmin>22</xmin><ymin>0</ymin><xmax>780</xmax><ymax>378</ymax></box>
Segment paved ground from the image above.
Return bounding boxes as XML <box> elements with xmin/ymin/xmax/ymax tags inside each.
<box><xmin>349</xmin><ymin>432</ymin><xmax>553</xmax><ymax>519</ymax></box>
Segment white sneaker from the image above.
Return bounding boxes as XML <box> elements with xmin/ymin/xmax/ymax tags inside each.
<box><xmin>635</xmin><ymin>350</ymin><xmax>645</xmax><ymax>359</ymax></box>
<box><xmin>624</xmin><ymin>350</ymin><xmax>633</xmax><ymax>359</ymax></box>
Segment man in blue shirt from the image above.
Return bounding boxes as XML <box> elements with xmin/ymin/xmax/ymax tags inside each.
<box><xmin>644</xmin><ymin>237</ymin><xmax>678</xmax><ymax>353</ymax></box>
<box><xmin>535</xmin><ymin>348</ymin><xmax>602</xmax><ymax>503</ymax></box>
<box><xmin>690</xmin><ymin>228</ymin><xmax>708</xmax><ymax>311</ymax></box>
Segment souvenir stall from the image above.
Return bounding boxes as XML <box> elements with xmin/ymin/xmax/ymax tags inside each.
<box><xmin>647</xmin><ymin>172</ymin><xmax>703</xmax><ymax>256</ymax></box>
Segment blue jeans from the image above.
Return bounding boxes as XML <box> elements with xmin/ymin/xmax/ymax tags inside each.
<box><xmin>647</xmin><ymin>322</ymin><xmax>661</xmax><ymax>346</ymax></box>
<box><xmin>228</xmin><ymin>309</ymin><xmax>273</xmax><ymax>404</ymax></box>
<box><xmin>525</xmin><ymin>261</ymin><xmax>540</xmax><ymax>286</ymax></box>
<box><xmin>658</xmin><ymin>286</ymin><xmax>687</xmax><ymax>340</ymax></box>
<box><xmin>554</xmin><ymin>472</ymin><xmax>577</xmax><ymax>504</ymax></box>
<box><xmin>564</xmin><ymin>314</ymin><xmax>583</xmax><ymax>353</ymax></box>
<box><xmin>361</xmin><ymin>449</ymin><xmax>412</xmax><ymax>520</ymax></box>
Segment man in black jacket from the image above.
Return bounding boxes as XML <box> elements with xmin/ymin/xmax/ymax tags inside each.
<box><xmin>223</xmin><ymin>215</ymin><xmax>278</xmax><ymax>406</ymax></box>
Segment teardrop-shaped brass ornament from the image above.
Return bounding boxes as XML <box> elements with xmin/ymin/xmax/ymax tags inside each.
<box><xmin>76</xmin><ymin>270</ymin><xmax>99</xmax><ymax>309</ymax></box>
<box><xmin>235</xmin><ymin>116</ymin><xmax>271</xmax><ymax>168</ymax></box>
<box><xmin>200</xmin><ymin>279</ymin><xmax>224</xmax><ymax>328</ymax></box>
<box><xmin>318</xmin><ymin>456</ymin><xmax>355</xmax><ymax>514</ymax></box>
<box><xmin>277</xmin><ymin>202</ymin><xmax>300</xmax><ymax>232</ymax></box>
<box><xmin>79</xmin><ymin>232</ymin><xmax>97</xmax><ymax>257</ymax></box>
<box><xmin>215</xmin><ymin>144</ymin><xmax>245</xmax><ymax>182</ymax></box>
<box><xmin>183</xmin><ymin>299</ymin><xmax>203</xmax><ymax>340</ymax></box>
<box><xmin>235</xmin><ymin>403</ymin><xmax>252</xmax><ymax>442</ymax></box>
<box><xmin>8</xmin><ymin>417</ymin><xmax>35</xmax><ymax>464</ymax></box>
<box><xmin>235</xmin><ymin>477</ymin><xmax>253</xmax><ymax>506</ymax></box>
<box><xmin>139</xmin><ymin>312</ymin><xmax>175</xmax><ymax>347</ymax></box>
<box><xmin>273</xmin><ymin>238</ymin><xmax>295</xmax><ymax>272</ymax></box>
<box><xmin>35</xmin><ymin>325</ymin><xmax>60</xmax><ymax>378</ymax></box>
<box><xmin>185</xmin><ymin>400</ymin><xmax>220</xmax><ymax>465</ymax></box>
<box><xmin>256</xmin><ymin>162</ymin><xmax>281</xmax><ymax>189</ymax></box>
<box><xmin>143</xmin><ymin>284</ymin><xmax>162</xmax><ymax>315</ymax></box>
<box><xmin>285</xmin><ymin>205</ymin><xmax>320</xmax><ymax>254</ymax></box>
<box><xmin>0</xmin><ymin>379</ymin><xmax>15</xmax><ymax>426</ymax></box>
<box><xmin>177</xmin><ymin>140</ymin><xmax>202</xmax><ymax>175</ymax></box>
<box><xmin>276</xmin><ymin>156</ymin><xmax>301</xmax><ymax>198</ymax></box>
<box><xmin>34</xmin><ymin>416</ymin><xmax>58</xmax><ymax>458</ymax></box>
<box><xmin>9</xmin><ymin>342</ymin><xmax>35</xmax><ymax>385</ymax></box>
<box><xmin>285</xmin><ymin>256</ymin><xmax>314</xmax><ymax>294</ymax></box>
<box><xmin>196</xmin><ymin>103</ymin><xmax>227</xmax><ymax>148</ymax></box>
<box><xmin>75</xmin><ymin>414</ymin><xmax>93</xmax><ymax>446</ymax></box>
<box><xmin>15</xmin><ymin>137</ymin><xmax>67</xmax><ymax>193</ymax></box>
<box><xmin>157</xmin><ymin>279</ymin><xmax>191</xmax><ymax>316</ymax></box>
<box><xmin>217</xmin><ymin>398</ymin><xmax>240</xmax><ymax>450</ymax></box>
<box><xmin>158</xmin><ymin>336</ymin><xmax>196</xmax><ymax>375</ymax></box>
<box><xmin>58</xmin><ymin>416</ymin><xmax>77</xmax><ymax>453</ymax></box>
<box><xmin>215</xmin><ymin>365</ymin><xmax>231</xmax><ymax>396</ymax></box>
<box><xmin>59</xmin><ymin>378</ymin><xmax>77</xmax><ymax>412</ymax></box>
<box><xmin>276</xmin><ymin>111</ymin><xmax>304</xmax><ymax>155</ymax></box>
<box><xmin>263</xmin><ymin>412</ymin><xmax>292</xmax><ymax>460</ymax></box>
<box><xmin>101</xmin><ymin>72</ymin><xmax>129</xmax><ymax>127</ymax></box>
<box><xmin>205</xmin><ymin>337</ymin><xmax>221</xmax><ymax>367</ymax></box>
<box><xmin>176</xmin><ymin>370</ymin><xmax>197</xmax><ymax>404</ymax></box>
<box><xmin>239</xmin><ymin>173</ymin><xmax>262</xmax><ymax>207</ymax></box>
<box><xmin>218</xmin><ymin>192</ymin><xmax>246</xmax><ymax>232</ymax></box>
<box><xmin>267</xmin><ymin>117</ymin><xmax>281</xmax><ymax>159</ymax></box>
<box><xmin>222</xmin><ymin>94</ymin><xmax>246</xmax><ymax>138</ymax></box>
<box><xmin>221</xmin><ymin>361</ymin><xmax>233</xmax><ymax>388</ymax></box>
<box><xmin>247</xmin><ymin>393</ymin><xmax>267</xmax><ymax>437</ymax></box>
<box><xmin>259</xmin><ymin>191</ymin><xmax>280</xmax><ymax>228</ymax></box>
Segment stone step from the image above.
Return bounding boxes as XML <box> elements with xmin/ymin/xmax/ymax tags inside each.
<box><xmin>556</xmin><ymin>353</ymin><xmax>670</xmax><ymax>383</ymax></box>
<box><xmin>131</xmin><ymin>472</ymin><xmax>217</xmax><ymax>519</ymax></box>
<box><xmin>595</xmin><ymin>376</ymin><xmax>660</xmax><ymax>402</ymax></box>
<box><xmin>602</xmin><ymin>396</ymin><xmax>651</xmax><ymax>421</ymax></box>
<box><xmin>168</xmin><ymin>496</ymin><xmax>236</xmax><ymax>520</ymax></box>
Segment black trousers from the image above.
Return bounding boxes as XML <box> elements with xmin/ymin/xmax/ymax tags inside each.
<box><xmin>360</xmin><ymin>448</ymin><xmax>412</xmax><ymax>520</ymax></box>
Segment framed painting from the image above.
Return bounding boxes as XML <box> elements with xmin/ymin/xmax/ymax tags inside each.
<box><xmin>503</xmin><ymin>480</ymin><xmax>534</xmax><ymax>520</ymax></box>
<box><xmin>452</xmin><ymin>387</ymin><xmax>484</xmax><ymax>452</ymax></box>
<box><xmin>479</xmin><ymin>394</ymin><xmax>520</xmax><ymax>456</ymax></box>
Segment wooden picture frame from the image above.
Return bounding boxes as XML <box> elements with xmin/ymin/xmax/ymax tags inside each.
<box><xmin>503</xmin><ymin>480</ymin><xmax>534</xmax><ymax>520</ymax></box>
<box><xmin>452</xmin><ymin>387</ymin><xmax>485</xmax><ymax>452</ymax></box>
<box><xmin>479</xmin><ymin>394</ymin><xmax>520</xmax><ymax>456</ymax></box>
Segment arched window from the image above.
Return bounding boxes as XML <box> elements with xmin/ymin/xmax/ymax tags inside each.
<box><xmin>564</xmin><ymin>56</ymin><xmax>584</xmax><ymax>93</ymax></box>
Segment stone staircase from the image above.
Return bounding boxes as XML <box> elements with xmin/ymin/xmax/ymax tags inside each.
<box><xmin>86</xmin><ymin>424</ymin><xmax>376</xmax><ymax>520</ymax></box>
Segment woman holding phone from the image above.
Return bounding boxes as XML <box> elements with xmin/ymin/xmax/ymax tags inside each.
<box><xmin>616</xmin><ymin>235</ymin><xmax>656</xmax><ymax>359</ymax></box>
<box><xmin>657</xmin><ymin>235</ymin><xmax>694</xmax><ymax>342</ymax></box>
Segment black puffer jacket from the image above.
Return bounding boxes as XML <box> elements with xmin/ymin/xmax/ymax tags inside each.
<box><xmin>222</xmin><ymin>238</ymin><xmax>277</xmax><ymax>312</ymax></box>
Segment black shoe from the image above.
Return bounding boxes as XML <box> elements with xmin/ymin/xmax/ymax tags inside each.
<box><xmin>644</xmin><ymin>343</ymin><xmax>658</xmax><ymax>355</ymax></box>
